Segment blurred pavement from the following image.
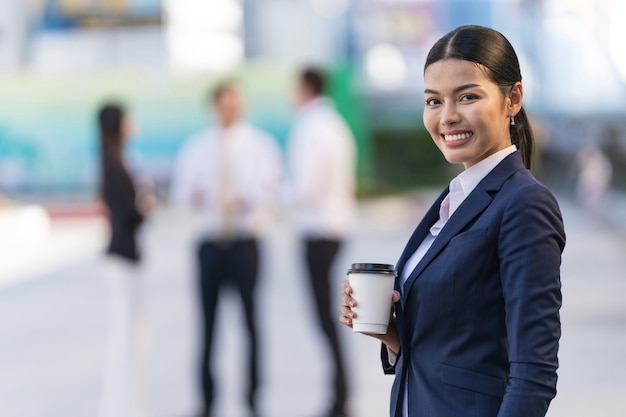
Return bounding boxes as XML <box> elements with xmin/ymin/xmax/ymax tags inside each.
<box><xmin>0</xmin><ymin>192</ymin><xmax>625</xmax><ymax>417</ymax></box>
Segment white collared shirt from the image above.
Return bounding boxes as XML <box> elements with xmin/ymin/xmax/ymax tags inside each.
<box><xmin>287</xmin><ymin>97</ymin><xmax>357</xmax><ymax>238</ymax></box>
<box><xmin>169</xmin><ymin>122</ymin><xmax>282</xmax><ymax>240</ymax></box>
<box><xmin>393</xmin><ymin>144</ymin><xmax>517</xmax><ymax>417</ymax></box>
<box><xmin>401</xmin><ymin>145</ymin><xmax>517</xmax><ymax>286</ymax></box>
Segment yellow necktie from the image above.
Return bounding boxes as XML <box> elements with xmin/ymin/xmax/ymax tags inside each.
<box><xmin>218</xmin><ymin>134</ymin><xmax>235</xmax><ymax>240</ymax></box>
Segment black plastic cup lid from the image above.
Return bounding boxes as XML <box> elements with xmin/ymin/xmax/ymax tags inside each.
<box><xmin>347</xmin><ymin>263</ymin><xmax>396</xmax><ymax>275</ymax></box>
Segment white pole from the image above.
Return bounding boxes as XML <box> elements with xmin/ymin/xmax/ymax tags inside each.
<box><xmin>0</xmin><ymin>0</ymin><xmax>26</xmax><ymax>70</ymax></box>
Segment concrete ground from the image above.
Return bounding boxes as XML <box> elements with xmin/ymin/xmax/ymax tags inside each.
<box><xmin>0</xmin><ymin>192</ymin><xmax>624</xmax><ymax>417</ymax></box>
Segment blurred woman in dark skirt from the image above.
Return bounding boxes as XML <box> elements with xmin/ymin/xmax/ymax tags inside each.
<box><xmin>98</xmin><ymin>102</ymin><xmax>155</xmax><ymax>417</ymax></box>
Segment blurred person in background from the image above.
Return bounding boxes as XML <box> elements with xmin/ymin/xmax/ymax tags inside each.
<box><xmin>287</xmin><ymin>67</ymin><xmax>357</xmax><ymax>417</ymax></box>
<box><xmin>576</xmin><ymin>143</ymin><xmax>612</xmax><ymax>208</ymax></box>
<box><xmin>98</xmin><ymin>102</ymin><xmax>156</xmax><ymax>417</ymax></box>
<box><xmin>169</xmin><ymin>81</ymin><xmax>282</xmax><ymax>417</ymax></box>
<box><xmin>340</xmin><ymin>25</ymin><xmax>565</xmax><ymax>417</ymax></box>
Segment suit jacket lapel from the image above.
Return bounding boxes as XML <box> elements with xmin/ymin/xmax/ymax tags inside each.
<box><xmin>401</xmin><ymin>151</ymin><xmax>526</xmax><ymax>298</ymax></box>
<box><xmin>395</xmin><ymin>188</ymin><xmax>448</xmax><ymax>279</ymax></box>
<box><xmin>402</xmin><ymin>189</ymin><xmax>492</xmax><ymax>296</ymax></box>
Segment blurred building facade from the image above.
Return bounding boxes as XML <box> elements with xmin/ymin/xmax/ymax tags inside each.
<box><xmin>0</xmin><ymin>0</ymin><xmax>625</xmax><ymax>196</ymax></box>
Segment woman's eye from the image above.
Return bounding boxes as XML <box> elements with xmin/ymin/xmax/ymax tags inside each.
<box><xmin>425</xmin><ymin>98</ymin><xmax>440</xmax><ymax>106</ymax></box>
<box><xmin>460</xmin><ymin>94</ymin><xmax>477</xmax><ymax>101</ymax></box>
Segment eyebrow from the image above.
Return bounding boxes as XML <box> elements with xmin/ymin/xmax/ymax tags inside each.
<box><xmin>424</xmin><ymin>83</ymin><xmax>481</xmax><ymax>95</ymax></box>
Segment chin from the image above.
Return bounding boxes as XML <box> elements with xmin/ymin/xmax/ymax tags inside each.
<box><xmin>441</xmin><ymin>153</ymin><xmax>467</xmax><ymax>166</ymax></box>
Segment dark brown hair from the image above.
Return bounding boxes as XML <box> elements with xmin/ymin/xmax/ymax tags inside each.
<box><xmin>300</xmin><ymin>67</ymin><xmax>326</xmax><ymax>97</ymax></box>
<box><xmin>98</xmin><ymin>102</ymin><xmax>128</xmax><ymax>198</ymax></box>
<box><xmin>99</xmin><ymin>103</ymin><xmax>124</xmax><ymax>158</ymax></box>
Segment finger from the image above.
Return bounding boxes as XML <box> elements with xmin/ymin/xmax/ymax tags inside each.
<box><xmin>338</xmin><ymin>306</ymin><xmax>354</xmax><ymax>326</ymax></box>
<box><xmin>340</xmin><ymin>292</ymin><xmax>350</xmax><ymax>304</ymax></box>
<box><xmin>339</xmin><ymin>315</ymin><xmax>353</xmax><ymax>327</ymax></box>
<box><xmin>341</xmin><ymin>280</ymin><xmax>352</xmax><ymax>294</ymax></box>
<box><xmin>339</xmin><ymin>304</ymin><xmax>356</xmax><ymax>318</ymax></box>
<box><xmin>340</xmin><ymin>292</ymin><xmax>356</xmax><ymax>307</ymax></box>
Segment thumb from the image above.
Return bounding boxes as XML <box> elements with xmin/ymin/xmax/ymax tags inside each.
<box><xmin>392</xmin><ymin>290</ymin><xmax>401</xmax><ymax>303</ymax></box>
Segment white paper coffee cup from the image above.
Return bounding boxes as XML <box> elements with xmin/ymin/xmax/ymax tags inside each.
<box><xmin>347</xmin><ymin>263</ymin><xmax>397</xmax><ymax>334</ymax></box>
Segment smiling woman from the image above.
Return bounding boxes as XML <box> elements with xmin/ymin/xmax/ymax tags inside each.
<box><xmin>423</xmin><ymin>26</ymin><xmax>532</xmax><ymax>169</ymax></box>
<box><xmin>423</xmin><ymin>59</ymin><xmax>522</xmax><ymax>169</ymax></box>
<box><xmin>340</xmin><ymin>25</ymin><xmax>565</xmax><ymax>417</ymax></box>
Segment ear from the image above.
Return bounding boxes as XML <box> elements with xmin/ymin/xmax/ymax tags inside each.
<box><xmin>507</xmin><ymin>82</ymin><xmax>523</xmax><ymax>115</ymax></box>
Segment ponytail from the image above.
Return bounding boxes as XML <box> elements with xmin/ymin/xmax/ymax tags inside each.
<box><xmin>511</xmin><ymin>106</ymin><xmax>533</xmax><ymax>169</ymax></box>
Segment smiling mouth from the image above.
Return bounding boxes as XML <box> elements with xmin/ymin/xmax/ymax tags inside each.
<box><xmin>442</xmin><ymin>132</ymin><xmax>473</xmax><ymax>141</ymax></box>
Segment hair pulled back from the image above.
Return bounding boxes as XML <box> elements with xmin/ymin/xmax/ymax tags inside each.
<box><xmin>98</xmin><ymin>102</ymin><xmax>127</xmax><ymax>198</ymax></box>
<box><xmin>425</xmin><ymin>25</ymin><xmax>533</xmax><ymax>168</ymax></box>
<box><xmin>99</xmin><ymin>103</ymin><xmax>125</xmax><ymax>159</ymax></box>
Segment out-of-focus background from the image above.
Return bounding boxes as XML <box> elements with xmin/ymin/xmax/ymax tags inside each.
<box><xmin>0</xmin><ymin>1</ymin><xmax>624</xmax><ymax>417</ymax></box>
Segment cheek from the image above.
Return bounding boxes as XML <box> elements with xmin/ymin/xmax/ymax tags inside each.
<box><xmin>470</xmin><ymin>104</ymin><xmax>502</xmax><ymax>127</ymax></box>
<box><xmin>423</xmin><ymin>112</ymin><xmax>439</xmax><ymax>139</ymax></box>
<box><xmin>122</xmin><ymin>120</ymin><xmax>133</xmax><ymax>139</ymax></box>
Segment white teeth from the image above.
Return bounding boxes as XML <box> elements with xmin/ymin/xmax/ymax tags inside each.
<box><xmin>443</xmin><ymin>132</ymin><xmax>472</xmax><ymax>141</ymax></box>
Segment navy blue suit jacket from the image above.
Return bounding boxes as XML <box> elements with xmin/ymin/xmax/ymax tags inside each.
<box><xmin>382</xmin><ymin>151</ymin><xmax>565</xmax><ymax>417</ymax></box>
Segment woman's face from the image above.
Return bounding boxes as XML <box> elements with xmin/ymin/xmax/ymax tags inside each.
<box><xmin>423</xmin><ymin>58</ymin><xmax>522</xmax><ymax>169</ymax></box>
<box><xmin>120</xmin><ymin>114</ymin><xmax>133</xmax><ymax>142</ymax></box>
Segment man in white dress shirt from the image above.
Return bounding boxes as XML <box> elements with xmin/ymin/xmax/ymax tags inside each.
<box><xmin>170</xmin><ymin>82</ymin><xmax>282</xmax><ymax>417</ymax></box>
<box><xmin>287</xmin><ymin>67</ymin><xmax>357</xmax><ymax>417</ymax></box>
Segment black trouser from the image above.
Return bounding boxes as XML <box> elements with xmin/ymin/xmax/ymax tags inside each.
<box><xmin>198</xmin><ymin>239</ymin><xmax>259</xmax><ymax>414</ymax></box>
<box><xmin>305</xmin><ymin>238</ymin><xmax>348</xmax><ymax>414</ymax></box>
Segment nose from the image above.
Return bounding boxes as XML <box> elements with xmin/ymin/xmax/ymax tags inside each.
<box><xmin>440</xmin><ymin>103</ymin><xmax>461</xmax><ymax>126</ymax></box>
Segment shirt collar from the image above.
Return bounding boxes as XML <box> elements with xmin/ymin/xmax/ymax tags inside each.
<box><xmin>216</xmin><ymin>121</ymin><xmax>244</xmax><ymax>135</ymax></box>
<box><xmin>448</xmin><ymin>145</ymin><xmax>517</xmax><ymax>216</ymax></box>
<box><xmin>297</xmin><ymin>97</ymin><xmax>332</xmax><ymax>117</ymax></box>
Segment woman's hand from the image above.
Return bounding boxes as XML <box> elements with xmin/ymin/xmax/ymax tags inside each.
<box><xmin>339</xmin><ymin>280</ymin><xmax>401</xmax><ymax>354</ymax></box>
<box><xmin>338</xmin><ymin>280</ymin><xmax>357</xmax><ymax>329</ymax></box>
<box><xmin>137</xmin><ymin>192</ymin><xmax>158</xmax><ymax>216</ymax></box>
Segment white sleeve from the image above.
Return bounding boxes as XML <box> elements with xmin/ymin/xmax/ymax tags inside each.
<box><xmin>387</xmin><ymin>347</ymin><xmax>398</xmax><ymax>366</ymax></box>
<box><xmin>288</xmin><ymin>122</ymin><xmax>328</xmax><ymax>206</ymax></box>
<box><xmin>169</xmin><ymin>141</ymin><xmax>196</xmax><ymax>208</ymax></box>
<box><xmin>249</xmin><ymin>133</ymin><xmax>284</xmax><ymax>209</ymax></box>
